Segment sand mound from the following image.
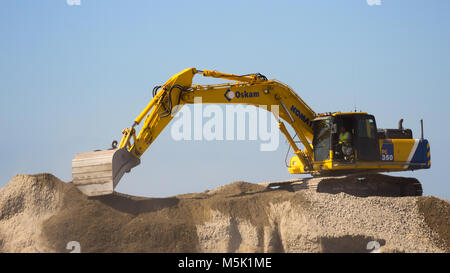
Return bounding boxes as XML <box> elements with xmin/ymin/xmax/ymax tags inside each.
<box><xmin>0</xmin><ymin>173</ymin><xmax>448</xmax><ymax>253</ymax></box>
<box><xmin>0</xmin><ymin>174</ymin><xmax>64</xmax><ymax>252</ymax></box>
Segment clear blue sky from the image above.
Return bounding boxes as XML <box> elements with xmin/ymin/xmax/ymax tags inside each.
<box><xmin>1</xmin><ymin>0</ymin><xmax>449</xmax><ymax>199</ymax></box>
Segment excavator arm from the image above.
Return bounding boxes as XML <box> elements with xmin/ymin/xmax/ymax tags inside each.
<box><xmin>72</xmin><ymin>68</ymin><xmax>316</xmax><ymax>196</ymax></box>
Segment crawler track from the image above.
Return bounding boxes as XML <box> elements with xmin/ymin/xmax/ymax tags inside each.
<box><xmin>260</xmin><ymin>173</ymin><xmax>423</xmax><ymax>197</ymax></box>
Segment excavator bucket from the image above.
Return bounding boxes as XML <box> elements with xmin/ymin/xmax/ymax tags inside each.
<box><xmin>72</xmin><ymin>147</ymin><xmax>140</xmax><ymax>196</ymax></box>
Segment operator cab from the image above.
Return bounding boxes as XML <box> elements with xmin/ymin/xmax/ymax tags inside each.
<box><xmin>312</xmin><ymin>113</ymin><xmax>380</xmax><ymax>163</ymax></box>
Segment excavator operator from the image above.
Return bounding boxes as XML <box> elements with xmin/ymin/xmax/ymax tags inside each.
<box><xmin>338</xmin><ymin>126</ymin><xmax>353</xmax><ymax>161</ymax></box>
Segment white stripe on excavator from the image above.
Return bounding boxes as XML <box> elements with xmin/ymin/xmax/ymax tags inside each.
<box><xmin>405</xmin><ymin>140</ymin><xmax>419</xmax><ymax>169</ymax></box>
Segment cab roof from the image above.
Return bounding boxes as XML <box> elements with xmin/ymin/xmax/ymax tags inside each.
<box><xmin>332</xmin><ymin>112</ymin><xmax>368</xmax><ymax>116</ymax></box>
<box><xmin>314</xmin><ymin>112</ymin><xmax>369</xmax><ymax>121</ymax></box>
<box><xmin>316</xmin><ymin>111</ymin><xmax>368</xmax><ymax>117</ymax></box>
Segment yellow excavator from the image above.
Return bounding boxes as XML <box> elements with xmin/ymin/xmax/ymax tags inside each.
<box><xmin>72</xmin><ymin>68</ymin><xmax>430</xmax><ymax>197</ymax></box>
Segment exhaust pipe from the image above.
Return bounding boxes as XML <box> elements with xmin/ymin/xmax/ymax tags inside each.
<box><xmin>420</xmin><ymin>119</ymin><xmax>424</xmax><ymax>140</ymax></box>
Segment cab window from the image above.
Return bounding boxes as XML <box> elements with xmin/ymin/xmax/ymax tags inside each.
<box><xmin>355</xmin><ymin>116</ymin><xmax>380</xmax><ymax>161</ymax></box>
<box><xmin>357</xmin><ymin>118</ymin><xmax>376</xmax><ymax>139</ymax></box>
<box><xmin>313</xmin><ymin>119</ymin><xmax>331</xmax><ymax>161</ymax></box>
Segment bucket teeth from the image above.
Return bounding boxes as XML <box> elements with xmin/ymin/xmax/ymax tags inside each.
<box><xmin>72</xmin><ymin>147</ymin><xmax>140</xmax><ymax>196</ymax></box>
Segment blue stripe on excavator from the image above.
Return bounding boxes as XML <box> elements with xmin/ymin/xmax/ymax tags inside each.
<box><xmin>409</xmin><ymin>139</ymin><xmax>430</xmax><ymax>170</ymax></box>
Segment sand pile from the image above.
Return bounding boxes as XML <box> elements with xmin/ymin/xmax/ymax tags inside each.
<box><xmin>0</xmin><ymin>173</ymin><xmax>448</xmax><ymax>253</ymax></box>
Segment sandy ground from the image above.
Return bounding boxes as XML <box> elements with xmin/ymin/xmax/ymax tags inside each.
<box><xmin>0</xmin><ymin>173</ymin><xmax>448</xmax><ymax>253</ymax></box>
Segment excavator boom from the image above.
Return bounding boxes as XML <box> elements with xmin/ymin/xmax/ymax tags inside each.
<box><xmin>72</xmin><ymin>68</ymin><xmax>316</xmax><ymax>196</ymax></box>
